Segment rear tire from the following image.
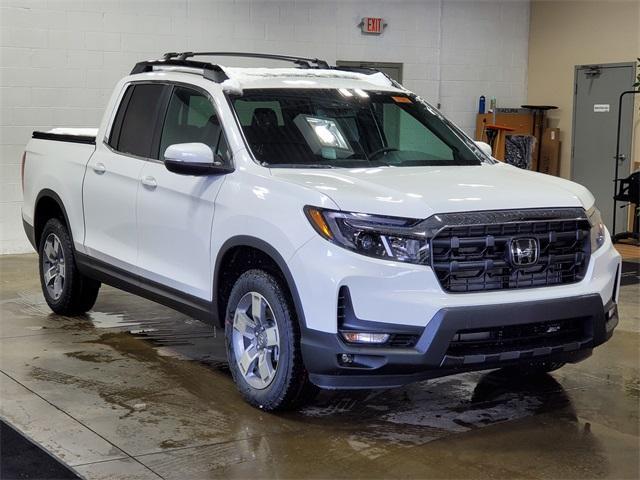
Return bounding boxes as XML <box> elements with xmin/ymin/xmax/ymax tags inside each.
<box><xmin>38</xmin><ymin>218</ymin><xmax>100</xmax><ymax>315</ymax></box>
<box><xmin>224</xmin><ymin>269</ymin><xmax>318</xmax><ymax>411</ymax></box>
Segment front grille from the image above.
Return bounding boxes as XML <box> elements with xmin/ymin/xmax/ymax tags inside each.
<box><xmin>431</xmin><ymin>214</ymin><xmax>591</xmax><ymax>293</ymax></box>
<box><xmin>446</xmin><ymin>317</ymin><xmax>587</xmax><ymax>356</ymax></box>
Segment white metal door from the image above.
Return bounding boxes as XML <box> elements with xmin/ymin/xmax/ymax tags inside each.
<box><xmin>136</xmin><ymin>161</ymin><xmax>225</xmax><ymax>299</ymax></box>
<box><xmin>136</xmin><ymin>85</ymin><xmax>229</xmax><ymax>299</ymax></box>
<box><xmin>83</xmin><ymin>147</ymin><xmax>144</xmax><ymax>270</ymax></box>
<box><xmin>83</xmin><ymin>82</ymin><xmax>169</xmax><ymax>272</ymax></box>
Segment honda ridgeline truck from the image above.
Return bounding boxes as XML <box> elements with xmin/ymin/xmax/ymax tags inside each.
<box><xmin>21</xmin><ymin>53</ymin><xmax>621</xmax><ymax>410</ymax></box>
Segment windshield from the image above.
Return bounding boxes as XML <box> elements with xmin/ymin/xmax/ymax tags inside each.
<box><xmin>230</xmin><ymin>88</ymin><xmax>489</xmax><ymax>168</ymax></box>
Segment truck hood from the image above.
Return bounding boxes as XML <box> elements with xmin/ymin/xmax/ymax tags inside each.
<box><xmin>270</xmin><ymin>163</ymin><xmax>594</xmax><ymax>218</ymax></box>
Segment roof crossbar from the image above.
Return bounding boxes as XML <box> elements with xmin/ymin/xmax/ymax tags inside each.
<box><xmin>163</xmin><ymin>51</ymin><xmax>330</xmax><ymax>69</ymax></box>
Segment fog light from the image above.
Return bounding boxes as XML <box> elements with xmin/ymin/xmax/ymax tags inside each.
<box><xmin>340</xmin><ymin>353</ymin><xmax>354</xmax><ymax>364</ymax></box>
<box><xmin>341</xmin><ymin>332</ymin><xmax>390</xmax><ymax>344</ymax></box>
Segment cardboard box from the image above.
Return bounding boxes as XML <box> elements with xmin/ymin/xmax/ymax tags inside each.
<box><xmin>538</xmin><ymin>127</ymin><xmax>561</xmax><ymax>176</ymax></box>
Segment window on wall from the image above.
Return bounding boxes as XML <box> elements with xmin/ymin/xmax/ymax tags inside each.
<box><xmin>159</xmin><ymin>86</ymin><xmax>229</xmax><ymax>163</ymax></box>
<box><xmin>108</xmin><ymin>83</ymin><xmax>167</xmax><ymax>158</ymax></box>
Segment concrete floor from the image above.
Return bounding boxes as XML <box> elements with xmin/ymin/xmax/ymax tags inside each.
<box><xmin>0</xmin><ymin>253</ymin><xmax>638</xmax><ymax>480</ymax></box>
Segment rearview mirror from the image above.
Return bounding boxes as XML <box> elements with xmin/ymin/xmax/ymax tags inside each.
<box><xmin>474</xmin><ymin>140</ymin><xmax>492</xmax><ymax>158</ymax></box>
<box><xmin>163</xmin><ymin>142</ymin><xmax>233</xmax><ymax>176</ymax></box>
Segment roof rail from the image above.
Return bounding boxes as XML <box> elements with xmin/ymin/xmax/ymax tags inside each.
<box><xmin>130</xmin><ymin>52</ymin><xmax>399</xmax><ymax>88</ymax></box>
<box><xmin>164</xmin><ymin>51</ymin><xmax>330</xmax><ymax>69</ymax></box>
<box><xmin>130</xmin><ymin>58</ymin><xmax>229</xmax><ymax>82</ymax></box>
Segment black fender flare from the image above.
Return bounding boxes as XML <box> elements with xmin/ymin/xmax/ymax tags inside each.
<box><xmin>213</xmin><ymin>236</ymin><xmax>308</xmax><ymax>329</ymax></box>
<box><xmin>33</xmin><ymin>189</ymin><xmax>75</xmax><ymax>248</ymax></box>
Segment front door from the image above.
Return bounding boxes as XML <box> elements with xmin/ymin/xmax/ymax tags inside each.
<box><xmin>136</xmin><ymin>85</ymin><xmax>231</xmax><ymax>300</ymax></box>
<box><xmin>571</xmin><ymin>63</ymin><xmax>635</xmax><ymax>231</ymax></box>
<box><xmin>83</xmin><ymin>83</ymin><xmax>170</xmax><ymax>271</ymax></box>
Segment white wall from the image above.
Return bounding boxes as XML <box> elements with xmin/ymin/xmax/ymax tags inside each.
<box><xmin>0</xmin><ymin>0</ymin><xmax>529</xmax><ymax>254</ymax></box>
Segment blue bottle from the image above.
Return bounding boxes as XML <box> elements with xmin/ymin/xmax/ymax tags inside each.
<box><xmin>479</xmin><ymin>95</ymin><xmax>486</xmax><ymax>114</ymax></box>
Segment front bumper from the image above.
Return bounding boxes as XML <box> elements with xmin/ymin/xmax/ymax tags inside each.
<box><xmin>302</xmin><ymin>293</ymin><xmax>618</xmax><ymax>389</ymax></box>
<box><xmin>289</xmin><ymin>233</ymin><xmax>621</xmax><ymax>334</ymax></box>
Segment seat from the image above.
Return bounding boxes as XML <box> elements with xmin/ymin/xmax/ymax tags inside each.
<box><xmin>247</xmin><ymin>108</ymin><xmax>282</xmax><ymax>159</ymax></box>
<box><xmin>247</xmin><ymin>107</ymin><xmax>316</xmax><ymax>164</ymax></box>
<box><xmin>252</xmin><ymin>108</ymin><xmax>278</xmax><ymax>130</ymax></box>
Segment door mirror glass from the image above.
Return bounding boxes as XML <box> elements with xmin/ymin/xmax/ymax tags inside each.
<box><xmin>475</xmin><ymin>140</ymin><xmax>492</xmax><ymax>158</ymax></box>
<box><xmin>164</xmin><ymin>142</ymin><xmax>231</xmax><ymax>175</ymax></box>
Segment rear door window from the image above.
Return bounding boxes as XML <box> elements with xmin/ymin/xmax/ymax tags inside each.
<box><xmin>108</xmin><ymin>83</ymin><xmax>168</xmax><ymax>158</ymax></box>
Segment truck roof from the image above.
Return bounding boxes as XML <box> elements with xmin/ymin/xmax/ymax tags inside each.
<box><xmin>218</xmin><ymin>66</ymin><xmax>399</xmax><ymax>92</ymax></box>
<box><xmin>131</xmin><ymin>52</ymin><xmax>403</xmax><ymax>93</ymax></box>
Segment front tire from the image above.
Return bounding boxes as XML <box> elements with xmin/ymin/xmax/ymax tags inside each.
<box><xmin>38</xmin><ymin>218</ymin><xmax>100</xmax><ymax>315</ymax></box>
<box><xmin>225</xmin><ymin>269</ymin><xmax>318</xmax><ymax>411</ymax></box>
<box><xmin>502</xmin><ymin>361</ymin><xmax>566</xmax><ymax>376</ymax></box>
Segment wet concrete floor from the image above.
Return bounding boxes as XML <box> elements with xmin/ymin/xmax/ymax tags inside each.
<box><xmin>0</xmin><ymin>253</ymin><xmax>638</xmax><ymax>479</ymax></box>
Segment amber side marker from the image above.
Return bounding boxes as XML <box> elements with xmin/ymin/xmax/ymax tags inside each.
<box><xmin>305</xmin><ymin>207</ymin><xmax>333</xmax><ymax>240</ymax></box>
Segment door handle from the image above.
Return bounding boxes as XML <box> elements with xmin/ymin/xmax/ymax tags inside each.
<box><xmin>141</xmin><ymin>176</ymin><xmax>157</xmax><ymax>189</ymax></box>
<box><xmin>93</xmin><ymin>163</ymin><xmax>106</xmax><ymax>174</ymax></box>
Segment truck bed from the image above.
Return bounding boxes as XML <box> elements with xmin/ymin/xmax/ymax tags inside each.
<box><xmin>22</xmin><ymin>128</ymin><xmax>99</xmax><ymax>251</ymax></box>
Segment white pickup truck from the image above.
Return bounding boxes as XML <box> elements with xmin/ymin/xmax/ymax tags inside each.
<box><xmin>22</xmin><ymin>52</ymin><xmax>621</xmax><ymax>410</ymax></box>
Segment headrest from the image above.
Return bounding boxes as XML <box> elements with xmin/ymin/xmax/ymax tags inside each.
<box><xmin>251</xmin><ymin>108</ymin><xmax>278</xmax><ymax>128</ymax></box>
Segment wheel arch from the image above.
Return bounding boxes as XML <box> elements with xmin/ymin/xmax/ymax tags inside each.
<box><xmin>213</xmin><ymin>236</ymin><xmax>307</xmax><ymax>330</ymax></box>
<box><xmin>33</xmin><ymin>189</ymin><xmax>74</xmax><ymax>249</ymax></box>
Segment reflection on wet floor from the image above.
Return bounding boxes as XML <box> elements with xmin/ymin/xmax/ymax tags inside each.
<box><xmin>1</xmin><ymin>254</ymin><xmax>638</xmax><ymax>479</ymax></box>
<box><xmin>76</xmin><ymin>296</ymin><xmax>569</xmax><ymax>439</ymax></box>
<box><xmin>14</xmin><ymin>286</ymin><xmax>585</xmax><ymax>441</ymax></box>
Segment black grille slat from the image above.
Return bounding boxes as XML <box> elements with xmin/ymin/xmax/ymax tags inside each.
<box><xmin>431</xmin><ymin>217</ymin><xmax>591</xmax><ymax>293</ymax></box>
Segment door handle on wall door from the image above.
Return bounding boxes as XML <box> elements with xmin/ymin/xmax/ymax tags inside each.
<box><xmin>93</xmin><ymin>163</ymin><xmax>106</xmax><ymax>174</ymax></box>
<box><xmin>141</xmin><ymin>176</ymin><xmax>157</xmax><ymax>189</ymax></box>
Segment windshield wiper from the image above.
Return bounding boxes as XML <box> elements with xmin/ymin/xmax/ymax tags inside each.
<box><xmin>264</xmin><ymin>163</ymin><xmax>336</xmax><ymax>169</ymax></box>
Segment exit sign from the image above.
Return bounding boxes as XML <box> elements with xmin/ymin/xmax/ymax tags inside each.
<box><xmin>360</xmin><ymin>17</ymin><xmax>386</xmax><ymax>34</ymax></box>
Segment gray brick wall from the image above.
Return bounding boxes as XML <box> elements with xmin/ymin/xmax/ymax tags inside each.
<box><xmin>0</xmin><ymin>0</ymin><xmax>530</xmax><ymax>254</ymax></box>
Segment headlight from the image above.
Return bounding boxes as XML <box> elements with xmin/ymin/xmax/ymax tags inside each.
<box><xmin>588</xmin><ymin>207</ymin><xmax>606</xmax><ymax>252</ymax></box>
<box><xmin>304</xmin><ymin>206</ymin><xmax>430</xmax><ymax>265</ymax></box>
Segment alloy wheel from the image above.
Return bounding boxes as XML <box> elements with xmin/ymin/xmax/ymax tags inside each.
<box><xmin>42</xmin><ymin>233</ymin><xmax>65</xmax><ymax>301</ymax></box>
<box><xmin>232</xmin><ymin>291</ymin><xmax>280</xmax><ymax>389</ymax></box>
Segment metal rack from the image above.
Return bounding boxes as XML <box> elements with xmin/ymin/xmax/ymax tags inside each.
<box><xmin>130</xmin><ymin>51</ymin><xmax>386</xmax><ymax>83</ymax></box>
<box><xmin>612</xmin><ymin>89</ymin><xmax>639</xmax><ymax>244</ymax></box>
<box><xmin>163</xmin><ymin>51</ymin><xmax>330</xmax><ymax>68</ymax></box>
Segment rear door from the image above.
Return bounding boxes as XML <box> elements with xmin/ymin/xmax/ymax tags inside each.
<box><xmin>83</xmin><ymin>83</ymin><xmax>170</xmax><ymax>270</ymax></box>
<box><xmin>136</xmin><ymin>85</ymin><xmax>231</xmax><ymax>299</ymax></box>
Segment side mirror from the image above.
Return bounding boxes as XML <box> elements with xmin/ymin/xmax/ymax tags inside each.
<box><xmin>163</xmin><ymin>142</ymin><xmax>233</xmax><ymax>176</ymax></box>
<box><xmin>474</xmin><ymin>141</ymin><xmax>492</xmax><ymax>158</ymax></box>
